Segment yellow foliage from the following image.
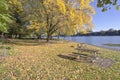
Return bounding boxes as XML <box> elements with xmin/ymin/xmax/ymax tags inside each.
<box><xmin>57</xmin><ymin>0</ymin><xmax>66</xmax><ymax>14</ymax></box>
<box><xmin>8</xmin><ymin>0</ymin><xmax>23</xmax><ymax>12</ymax></box>
<box><xmin>28</xmin><ymin>20</ymin><xmax>47</xmax><ymax>34</ymax></box>
<box><xmin>19</xmin><ymin>0</ymin><xmax>95</xmax><ymax>35</ymax></box>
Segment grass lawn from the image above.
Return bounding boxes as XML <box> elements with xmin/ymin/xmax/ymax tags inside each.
<box><xmin>0</xmin><ymin>39</ymin><xmax>120</xmax><ymax>80</ymax></box>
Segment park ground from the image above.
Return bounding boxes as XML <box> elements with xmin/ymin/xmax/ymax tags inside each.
<box><xmin>0</xmin><ymin>39</ymin><xmax>120</xmax><ymax>80</ymax></box>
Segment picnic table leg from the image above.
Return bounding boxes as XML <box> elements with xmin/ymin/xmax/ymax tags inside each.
<box><xmin>77</xmin><ymin>49</ymin><xmax>80</xmax><ymax>59</ymax></box>
<box><xmin>77</xmin><ymin>49</ymin><xmax>82</xmax><ymax>60</ymax></box>
<box><xmin>78</xmin><ymin>49</ymin><xmax>79</xmax><ymax>53</ymax></box>
<box><xmin>94</xmin><ymin>51</ymin><xmax>97</xmax><ymax>59</ymax></box>
<box><xmin>92</xmin><ymin>51</ymin><xmax>97</xmax><ymax>63</ymax></box>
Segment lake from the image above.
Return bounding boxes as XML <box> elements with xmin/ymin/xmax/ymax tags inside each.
<box><xmin>61</xmin><ymin>36</ymin><xmax>120</xmax><ymax>50</ymax></box>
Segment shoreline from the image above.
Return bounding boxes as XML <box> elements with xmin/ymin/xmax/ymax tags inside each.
<box><xmin>59</xmin><ymin>36</ymin><xmax>120</xmax><ymax>51</ymax></box>
<box><xmin>64</xmin><ymin>39</ymin><xmax>120</xmax><ymax>52</ymax></box>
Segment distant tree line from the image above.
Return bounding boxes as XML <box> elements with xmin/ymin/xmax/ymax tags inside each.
<box><xmin>75</xmin><ymin>29</ymin><xmax>120</xmax><ymax>36</ymax></box>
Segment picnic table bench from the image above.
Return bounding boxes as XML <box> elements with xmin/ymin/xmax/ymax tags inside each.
<box><xmin>76</xmin><ymin>43</ymin><xmax>99</xmax><ymax>62</ymax></box>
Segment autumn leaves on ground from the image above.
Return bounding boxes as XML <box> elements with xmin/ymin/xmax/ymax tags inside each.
<box><xmin>0</xmin><ymin>39</ymin><xmax>120</xmax><ymax>80</ymax></box>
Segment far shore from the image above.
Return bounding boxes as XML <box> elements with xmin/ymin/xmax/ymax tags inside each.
<box><xmin>63</xmin><ymin>39</ymin><xmax>120</xmax><ymax>52</ymax></box>
<box><xmin>104</xmin><ymin>44</ymin><xmax>120</xmax><ymax>47</ymax></box>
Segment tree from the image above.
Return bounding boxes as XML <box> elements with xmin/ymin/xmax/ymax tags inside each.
<box><xmin>20</xmin><ymin>0</ymin><xmax>95</xmax><ymax>42</ymax></box>
<box><xmin>8</xmin><ymin>0</ymin><xmax>31</xmax><ymax>38</ymax></box>
<box><xmin>97</xmin><ymin>0</ymin><xmax>119</xmax><ymax>11</ymax></box>
<box><xmin>28</xmin><ymin>20</ymin><xmax>46</xmax><ymax>39</ymax></box>
<box><xmin>0</xmin><ymin>0</ymin><xmax>12</xmax><ymax>34</ymax></box>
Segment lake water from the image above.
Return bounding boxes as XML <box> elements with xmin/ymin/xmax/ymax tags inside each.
<box><xmin>61</xmin><ymin>36</ymin><xmax>120</xmax><ymax>50</ymax></box>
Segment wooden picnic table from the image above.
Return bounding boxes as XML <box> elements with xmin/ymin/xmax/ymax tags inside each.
<box><xmin>76</xmin><ymin>43</ymin><xmax>99</xmax><ymax>62</ymax></box>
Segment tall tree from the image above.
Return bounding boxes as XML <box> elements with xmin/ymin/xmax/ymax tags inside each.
<box><xmin>8</xmin><ymin>0</ymin><xmax>30</xmax><ymax>38</ymax></box>
<box><xmin>20</xmin><ymin>0</ymin><xmax>95</xmax><ymax>42</ymax></box>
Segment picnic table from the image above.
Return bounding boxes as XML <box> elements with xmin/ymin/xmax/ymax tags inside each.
<box><xmin>76</xmin><ymin>43</ymin><xmax>99</xmax><ymax>62</ymax></box>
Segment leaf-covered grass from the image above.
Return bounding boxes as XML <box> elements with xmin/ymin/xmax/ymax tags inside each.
<box><xmin>0</xmin><ymin>39</ymin><xmax>120</xmax><ymax>80</ymax></box>
<box><xmin>0</xmin><ymin>42</ymin><xmax>16</xmax><ymax>56</ymax></box>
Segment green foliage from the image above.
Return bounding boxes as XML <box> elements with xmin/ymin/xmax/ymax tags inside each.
<box><xmin>7</xmin><ymin>0</ymin><xmax>32</xmax><ymax>38</ymax></box>
<box><xmin>97</xmin><ymin>0</ymin><xmax>119</xmax><ymax>12</ymax></box>
<box><xmin>116</xmin><ymin>5</ymin><xmax>119</xmax><ymax>10</ymax></box>
<box><xmin>0</xmin><ymin>0</ymin><xmax>8</xmax><ymax>13</ymax></box>
<box><xmin>0</xmin><ymin>14</ymin><xmax>12</xmax><ymax>33</ymax></box>
<box><xmin>0</xmin><ymin>0</ymin><xmax>12</xmax><ymax>33</ymax></box>
<box><xmin>0</xmin><ymin>44</ymin><xmax>17</xmax><ymax>56</ymax></box>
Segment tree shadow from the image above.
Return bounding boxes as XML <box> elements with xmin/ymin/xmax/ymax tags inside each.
<box><xmin>8</xmin><ymin>40</ymin><xmax>42</xmax><ymax>46</ymax></box>
<box><xmin>7</xmin><ymin>39</ymin><xmax>66</xmax><ymax>46</ymax></box>
<box><xmin>58</xmin><ymin>52</ymin><xmax>93</xmax><ymax>63</ymax></box>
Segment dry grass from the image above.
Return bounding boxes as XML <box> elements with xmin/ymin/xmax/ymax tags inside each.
<box><xmin>0</xmin><ymin>39</ymin><xmax>120</xmax><ymax>80</ymax></box>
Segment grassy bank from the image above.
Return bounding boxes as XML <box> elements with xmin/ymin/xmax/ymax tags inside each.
<box><xmin>0</xmin><ymin>39</ymin><xmax>120</xmax><ymax>80</ymax></box>
<box><xmin>104</xmin><ymin>44</ymin><xmax>120</xmax><ymax>47</ymax></box>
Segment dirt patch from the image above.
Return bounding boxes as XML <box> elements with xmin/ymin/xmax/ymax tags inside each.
<box><xmin>58</xmin><ymin>53</ymin><xmax>115</xmax><ymax>69</ymax></box>
<box><xmin>93</xmin><ymin>57</ymin><xmax>115</xmax><ymax>69</ymax></box>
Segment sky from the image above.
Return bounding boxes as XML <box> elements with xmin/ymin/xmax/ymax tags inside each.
<box><xmin>91</xmin><ymin>1</ymin><xmax>120</xmax><ymax>32</ymax></box>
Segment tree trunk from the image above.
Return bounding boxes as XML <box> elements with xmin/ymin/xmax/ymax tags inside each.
<box><xmin>18</xmin><ymin>34</ymin><xmax>22</xmax><ymax>39</ymax></box>
<box><xmin>37</xmin><ymin>34</ymin><xmax>42</xmax><ymax>39</ymax></box>
<box><xmin>1</xmin><ymin>32</ymin><xmax>5</xmax><ymax>44</ymax></box>
<box><xmin>15</xmin><ymin>34</ymin><xmax>18</xmax><ymax>39</ymax></box>
<box><xmin>39</xmin><ymin>34</ymin><xmax>42</xmax><ymax>39</ymax></box>
<box><xmin>9</xmin><ymin>34</ymin><xmax>13</xmax><ymax>39</ymax></box>
<box><xmin>1</xmin><ymin>33</ymin><xmax>4</xmax><ymax>39</ymax></box>
<box><xmin>47</xmin><ymin>33</ymin><xmax>51</xmax><ymax>42</ymax></box>
<box><xmin>64</xmin><ymin>35</ymin><xmax>66</xmax><ymax>40</ymax></box>
<box><xmin>50</xmin><ymin>36</ymin><xmax>52</xmax><ymax>40</ymax></box>
<box><xmin>57</xmin><ymin>32</ymin><xmax>60</xmax><ymax>40</ymax></box>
